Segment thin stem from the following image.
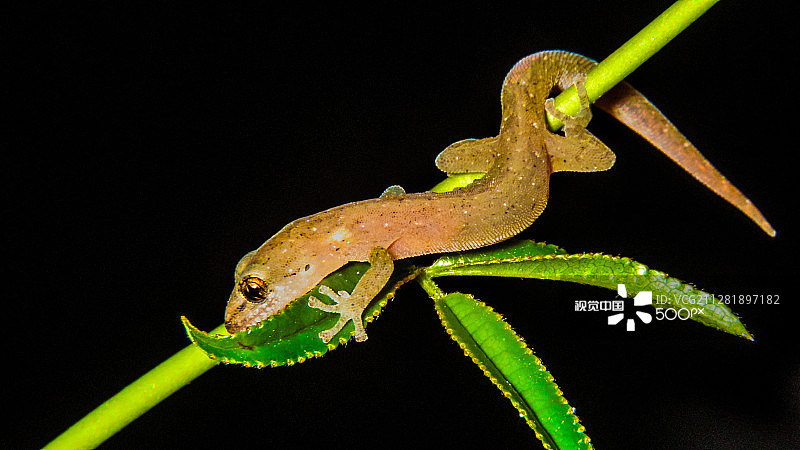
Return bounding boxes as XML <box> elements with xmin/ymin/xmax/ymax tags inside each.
<box><xmin>416</xmin><ymin>272</ymin><xmax>447</xmax><ymax>301</ymax></box>
<box><xmin>43</xmin><ymin>325</ymin><xmax>226</xmax><ymax>449</ymax></box>
<box><xmin>547</xmin><ymin>0</ymin><xmax>721</xmax><ymax>130</ymax></box>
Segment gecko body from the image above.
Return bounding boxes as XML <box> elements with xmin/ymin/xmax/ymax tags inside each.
<box><xmin>224</xmin><ymin>51</ymin><xmax>773</xmax><ymax>341</ymax></box>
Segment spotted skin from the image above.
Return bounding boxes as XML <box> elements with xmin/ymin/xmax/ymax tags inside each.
<box><xmin>224</xmin><ymin>51</ymin><xmax>773</xmax><ymax>341</ymax></box>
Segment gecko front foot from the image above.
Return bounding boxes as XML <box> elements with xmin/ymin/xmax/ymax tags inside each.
<box><xmin>308</xmin><ymin>285</ymin><xmax>368</xmax><ymax>342</ymax></box>
<box><xmin>544</xmin><ymin>74</ymin><xmax>592</xmax><ymax>137</ymax></box>
<box><xmin>307</xmin><ymin>247</ymin><xmax>395</xmax><ymax>343</ymax></box>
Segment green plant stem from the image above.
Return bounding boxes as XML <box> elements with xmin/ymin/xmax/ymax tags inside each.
<box><xmin>416</xmin><ymin>272</ymin><xmax>446</xmax><ymax>300</ymax></box>
<box><xmin>43</xmin><ymin>325</ymin><xmax>226</xmax><ymax>450</ymax></box>
<box><xmin>546</xmin><ymin>0</ymin><xmax>720</xmax><ymax>130</ymax></box>
<box><xmin>44</xmin><ymin>1</ymin><xmax>719</xmax><ymax>447</ymax></box>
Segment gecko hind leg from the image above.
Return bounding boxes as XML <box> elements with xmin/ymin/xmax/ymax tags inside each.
<box><xmin>435</xmin><ymin>137</ymin><xmax>498</xmax><ymax>175</ymax></box>
<box><xmin>544</xmin><ymin>76</ymin><xmax>616</xmax><ymax>173</ymax></box>
<box><xmin>308</xmin><ymin>247</ymin><xmax>394</xmax><ymax>343</ymax></box>
<box><xmin>545</xmin><ymin>75</ymin><xmax>592</xmax><ymax>137</ymax></box>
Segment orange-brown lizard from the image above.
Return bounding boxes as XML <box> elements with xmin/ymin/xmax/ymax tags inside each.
<box><xmin>224</xmin><ymin>51</ymin><xmax>774</xmax><ymax>342</ymax></box>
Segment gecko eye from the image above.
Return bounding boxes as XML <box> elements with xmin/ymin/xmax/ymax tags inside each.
<box><xmin>239</xmin><ymin>276</ymin><xmax>268</xmax><ymax>303</ymax></box>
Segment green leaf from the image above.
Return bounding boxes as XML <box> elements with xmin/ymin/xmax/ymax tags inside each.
<box><xmin>433</xmin><ymin>290</ymin><xmax>592</xmax><ymax>450</ymax></box>
<box><xmin>426</xmin><ymin>246</ymin><xmax>752</xmax><ymax>340</ymax></box>
<box><xmin>428</xmin><ymin>239</ymin><xmax>566</xmax><ymax>271</ymax></box>
<box><xmin>183</xmin><ymin>263</ymin><xmax>416</xmax><ymax>367</ymax></box>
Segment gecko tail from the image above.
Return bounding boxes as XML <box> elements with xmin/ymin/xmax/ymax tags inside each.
<box><xmin>595</xmin><ymin>82</ymin><xmax>776</xmax><ymax>237</ymax></box>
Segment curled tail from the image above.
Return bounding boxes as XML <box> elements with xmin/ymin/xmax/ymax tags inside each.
<box><xmin>595</xmin><ymin>81</ymin><xmax>775</xmax><ymax>236</ymax></box>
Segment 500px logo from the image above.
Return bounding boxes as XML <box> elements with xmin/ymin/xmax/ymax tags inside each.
<box><xmin>654</xmin><ymin>306</ymin><xmax>705</xmax><ymax>321</ymax></box>
<box><xmin>574</xmin><ymin>284</ymin><xmax>706</xmax><ymax>332</ymax></box>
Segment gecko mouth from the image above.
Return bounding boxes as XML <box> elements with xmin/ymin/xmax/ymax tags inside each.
<box><xmin>224</xmin><ymin>292</ymin><xmax>293</xmax><ymax>335</ymax></box>
<box><xmin>224</xmin><ymin>301</ymin><xmax>253</xmax><ymax>334</ymax></box>
<box><xmin>225</xmin><ymin>315</ymin><xmax>269</xmax><ymax>335</ymax></box>
<box><xmin>224</xmin><ymin>303</ymin><xmax>270</xmax><ymax>335</ymax></box>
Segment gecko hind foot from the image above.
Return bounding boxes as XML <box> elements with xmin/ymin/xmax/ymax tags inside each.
<box><xmin>545</xmin><ymin>75</ymin><xmax>592</xmax><ymax>137</ymax></box>
<box><xmin>308</xmin><ymin>285</ymin><xmax>368</xmax><ymax>343</ymax></box>
<box><xmin>434</xmin><ymin>137</ymin><xmax>498</xmax><ymax>175</ymax></box>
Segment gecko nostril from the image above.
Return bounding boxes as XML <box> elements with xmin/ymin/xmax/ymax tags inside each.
<box><xmin>224</xmin><ymin>321</ymin><xmax>239</xmax><ymax>334</ymax></box>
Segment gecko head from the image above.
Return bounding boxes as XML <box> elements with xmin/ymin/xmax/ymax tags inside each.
<box><xmin>224</xmin><ymin>248</ymin><xmax>313</xmax><ymax>334</ymax></box>
<box><xmin>224</xmin><ymin>249</ymin><xmax>281</xmax><ymax>334</ymax></box>
<box><xmin>224</xmin><ymin>271</ymin><xmax>278</xmax><ymax>334</ymax></box>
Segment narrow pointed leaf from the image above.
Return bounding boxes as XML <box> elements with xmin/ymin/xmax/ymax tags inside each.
<box><xmin>433</xmin><ymin>290</ymin><xmax>591</xmax><ymax>450</ymax></box>
<box><xmin>427</xmin><ymin>248</ymin><xmax>751</xmax><ymax>340</ymax></box>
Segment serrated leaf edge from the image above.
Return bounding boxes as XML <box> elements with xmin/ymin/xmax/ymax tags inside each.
<box><xmin>433</xmin><ymin>292</ymin><xmax>592</xmax><ymax>450</ymax></box>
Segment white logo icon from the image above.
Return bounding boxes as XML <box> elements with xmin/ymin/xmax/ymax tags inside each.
<box><xmin>607</xmin><ymin>284</ymin><xmax>652</xmax><ymax>331</ymax></box>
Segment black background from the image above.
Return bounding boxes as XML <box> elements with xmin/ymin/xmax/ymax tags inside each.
<box><xmin>9</xmin><ymin>2</ymin><xmax>797</xmax><ymax>448</ymax></box>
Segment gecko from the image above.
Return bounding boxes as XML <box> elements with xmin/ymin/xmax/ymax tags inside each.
<box><xmin>224</xmin><ymin>50</ymin><xmax>774</xmax><ymax>342</ymax></box>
